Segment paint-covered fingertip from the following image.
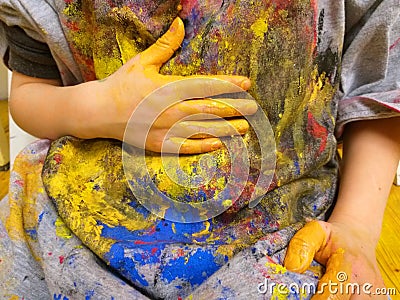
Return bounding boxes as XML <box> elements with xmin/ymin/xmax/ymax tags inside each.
<box><xmin>240</xmin><ymin>78</ymin><xmax>251</xmax><ymax>90</ymax></box>
<box><xmin>283</xmin><ymin>255</ymin><xmax>309</xmax><ymax>274</ymax></box>
<box><xmin>169</xmin><ymin>17</ymin><xmax>184</xmax><ymax>33</ymax></box>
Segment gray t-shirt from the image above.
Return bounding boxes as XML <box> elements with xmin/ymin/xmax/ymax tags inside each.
<box><xmin>3</xmin><ymin>25</ymin><xmax>60</xmax><ymax>79</ymax></box>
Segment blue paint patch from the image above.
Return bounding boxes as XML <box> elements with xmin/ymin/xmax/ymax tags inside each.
<box><xmin>294</xmin><ymin>160</ymin><xmax>301</xmax><ymax>175</ymax></box>
<box><xmin>100</xmin><ymin>219</ymin><xmax>215</xmax><ymax>244</ymax></box>
<box><xmin>106</xmin><ymin>243</ymin><xmax>149</xmax><ymax>287</ymax></box>
<box><xmin>53</xmin><ymin>294</ymin><xmax>69</xmax><ymax>300</ymax></box>
<box><xmin>25</xmin><ymin>228</ymin><xmax>37</xmax><ymax>240</ymax></box>
<box><xmin>160</xmin><ymin>248</ymin><xmax>226</xmax><ymax>286</ymax></box>
<box><xmin>217</xmin><ymin>285</ymin><xmax>236</xmax><ymax>300</ymax></box>
<box><xmin>38</xmin><ymin>211</ymin><xmax>47</xmax><ymax>223</ymax></box>
<box><xmin>67</xmin><ymin>253</ymin><xmax>77</xmax><ymax>265</ymax></box>
<box><xmin>124</xmin><ymin>190</ymin><xmax>151</xmax><ymax>219</ymax></box>
<box><xmin>101</xmin><ymin>219</ymin><xmax>225</xmax><ymax>289</ymax></box>
<box><xmin>85</xmin><ymin>290</ymin><xmax>95</xmax><ymax>300</ymax></box>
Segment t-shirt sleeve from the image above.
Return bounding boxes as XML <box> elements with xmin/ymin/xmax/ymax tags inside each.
<box><xmin>337</xmin><ymin>0</ymin><xmax>400</xmax><ymax>136</ymax></box>
<box><xmin>3</xmin><ymin>25</ymin><xmax>61</xmax><ymax>80</ymax></box>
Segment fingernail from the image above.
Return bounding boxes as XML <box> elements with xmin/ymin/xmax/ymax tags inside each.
<box><xmin>211</xmin><ymin>139</ymin><xmax>222</xmax><ymax>151</ymax></box>
<box><xmin>240</xmin><ymin>79</ymin><xmax>251</xmax><ymax>90</ymax></box>
<box><xmin>169</xmin><ymin>18</ymin><xmax>179</xmax><ymax>32</ymax></box>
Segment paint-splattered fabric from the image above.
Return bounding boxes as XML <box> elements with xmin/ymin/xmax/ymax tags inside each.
<box><xmin>0</xmin><ymin>0</ymin><xmax>400</xmax><ymax>299</ymax></box>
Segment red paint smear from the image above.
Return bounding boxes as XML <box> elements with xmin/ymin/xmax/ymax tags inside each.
<box><xmin>59</xmin><ymin>255</ymin><xmax>65</xmax><ymax>264</ymax></box>
<box><xmin>65</xmin><ymin>20</ymin><xmax>80</xmax><ymax>32</ymax></box>
<box><xmin>54</xmin><ymin>154</ymin><xmax>62</xmax><ymax>164</ymax></box>
<box><xmin>151</xmin><ymin>247</ymin><xmax>158</xmax><ymax>255</ymax></box>
<box><xmin>177</xmin><ymin>248</ymin><xmax>185</xmax><ymax>257</ymax></box>
<box><xmin>265</xmin><ymin>255</ymin><xmax>277</xmax><ymax>264</ymax></box>
<box><xmin>307</xmin><ymin>111</ymin><xmax>328</xmax><ymax>154</ymax></box>
<box><xmin>134</xmin><ymin>240</ymin><xmax>150</xmax><ymax>245</ymax></box>
<box><xmin>390</xmin><ymin>37</ymin><xmax>400</xmax><ymax>51</ymax></box>
<box><xmin>310</xmin><ymin>0</ymin><xmax>318</xmax><ymax>52</ymax></box>
<box><xmin>179</xmin><ymin>0</ymin><xmax>199</xmax><ymax>18</ymax></box>
<box><xmin>148</xmin><ymin>225</ymin><xmax>156</xmax><ymax>235</ymax></box>
<box><xmin>269</xmin><ymin>0</ymin><xmax>293</xmax><ymax>11</ymax></box>
<box><xmin>15</xmin><ymin>179</ymin><xmax>24</xmax><ymax>187</ymax></box>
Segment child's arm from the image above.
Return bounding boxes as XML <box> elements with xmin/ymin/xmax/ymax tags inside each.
<box><xmin>9</xmin><ymin>17</ymin><xmax>255</xmax><ymax>154</ymax></box>
<box><xmin>285</xmin><ymin>117</ymin><xmax>400</xmax><ymax>298</ymax></box>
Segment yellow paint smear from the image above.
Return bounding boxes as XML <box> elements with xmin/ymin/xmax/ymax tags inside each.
<box><xmin>265</xmin><ymin>262</ymin><xmax>287</xmax><ymax>275</ymax></box>
<box><xmin>55</xmin><ymin>217</ymin><xmax>73</xmax><ymax>239</ymax></box>
<box><xmin>46</xmin><ymin>141</ymin><xmax>155</xmax><ymax>256</ymax></box>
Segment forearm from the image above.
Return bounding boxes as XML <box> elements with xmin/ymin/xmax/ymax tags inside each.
<box><xmin>329</xmin><ymin>117</ymin><xmax>400</xmax><ymax>242</ymax></box>
<box><xmin>9</xmin><ymin>72</ymin><xmax>111</xmax><ymax>140</ymax></box>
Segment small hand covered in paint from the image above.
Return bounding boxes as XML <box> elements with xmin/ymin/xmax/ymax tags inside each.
<box><xmin>99</xmin><ymin>17</ymin><xmax>257</xmax><ymax>153</ymax></box>
<box><xmin>284</xmin><ymin>220</ymin><xmax>387</xmax><ymax>299</ymax></box>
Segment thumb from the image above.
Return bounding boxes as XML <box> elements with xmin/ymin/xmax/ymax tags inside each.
<box><xmin>284</xmin><ymin>221</ymin><xmax>328</xmax><ymax>273</ymax></box>
<box><xmin>312</xmin><ymin>248</ymin><xmax>351</xmax><ymax>300</ymax></box>
<box><xmin>140</xmin><ymin>17</ymin><xmax>185</xmax><ymax>68</ymax></box>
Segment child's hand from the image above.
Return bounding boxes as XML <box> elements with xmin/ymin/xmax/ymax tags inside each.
<box><xmin>96</xmin><ymin>17</ymin><xmax>256</xmax><ymax>153</ymax></box>
<box><xmin>284</xmin><ymin>220</ymin><xmax>387</xmax><ymax>299</ymax></box>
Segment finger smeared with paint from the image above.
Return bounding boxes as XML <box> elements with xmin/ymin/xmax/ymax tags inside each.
<box><xmin>139</xmin><ymin>17</ymin><xmax>185</xmax><ymax>68</ymax></box>
<box><xmin>284</xmin><ymin>220</ymin><xmax>328</xmax><ymax>273</ymax></box>
<box><xmin>312</xmin><ymin>248</ymin><xmax>352</xmax><ymax>300</ymax></box>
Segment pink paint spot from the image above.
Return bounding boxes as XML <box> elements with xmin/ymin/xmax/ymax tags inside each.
<box><xmin>48</xmin><ymin>252</ymin><xmax>52</xmax><ymax>256</ymax></box>
<box><xmin>59</xmin><ymin>255</ymin><xmax>65</xmax><ymax>264</ymax></box>
<box><xmin>15</xmin><ymin>179</ymin><xmax>24</xmax><ymax>187</ymax></box>
<box><xmin>390</xmin><ymin>37</ymin><xmax>400</xmax><ymax>51</ymax></box>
